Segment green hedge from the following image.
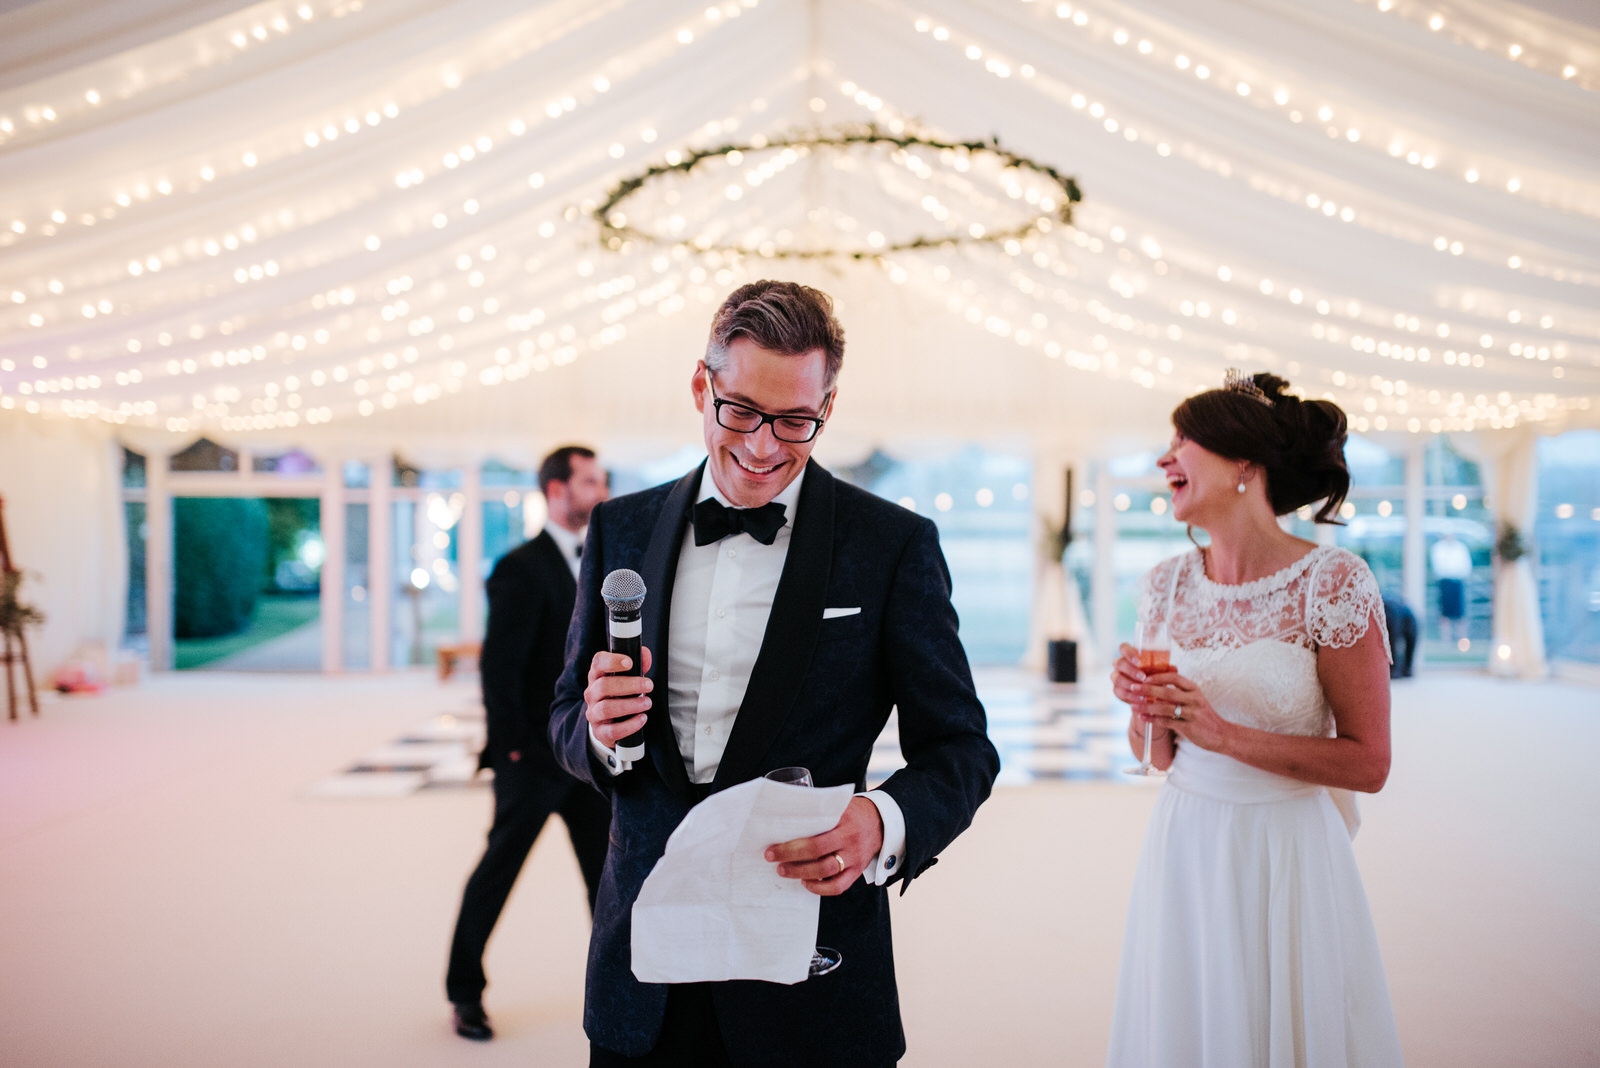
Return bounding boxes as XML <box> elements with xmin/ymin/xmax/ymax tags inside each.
<box><xmin>174</xmin><ymin>497</ymin><xmax>269</xmax><ymax>638</ymax></box>
<box><xmin>265</xmin><ymin>497</ymin><xmax>321</xmax><ymax>590</ymax></box>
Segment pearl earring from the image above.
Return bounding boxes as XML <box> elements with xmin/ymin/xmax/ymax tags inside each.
<box><xmin>1236</xmin><ymin>479</ymin><xmax>1247</xmax><ymax>494</ymax></box>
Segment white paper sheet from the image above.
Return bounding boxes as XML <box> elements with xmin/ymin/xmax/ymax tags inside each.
<box><xmin>630</xmin><ymin>777</ymin><xmax>855</xmax><ymax>985</ymax></box>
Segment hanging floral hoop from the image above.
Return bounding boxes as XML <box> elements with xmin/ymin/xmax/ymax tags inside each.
<box><xmin>593</xmin><ymin>123</ymin><xmax>1082</xmax><ymax>260</ymax></box>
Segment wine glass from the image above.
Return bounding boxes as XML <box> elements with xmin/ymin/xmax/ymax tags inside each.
<box><xmin>764</xmin><ymin>766</ymin><xmax>843</xmax><ymax>977</ymax></box>
<box><xmin>1123</xmin><ymin>620</ymin><xmax>1171</xmax><ymax>777</ymax></box>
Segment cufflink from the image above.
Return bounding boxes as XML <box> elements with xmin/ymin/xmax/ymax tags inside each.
<box><xmin>885</xmin><ymin>856</ymin><xmax>896</xmax><ymax>870</ymax></box>
<box><xmin>607</xmin><ymin>756</ymin><xmax>616</xmax><ymax>768</ymax></box>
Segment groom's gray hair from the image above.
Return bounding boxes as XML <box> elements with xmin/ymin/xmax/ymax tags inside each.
<box><xmin>705</xmin><ymin>280</ymin><xmax>844</xmax><ymax>392</ymax></box>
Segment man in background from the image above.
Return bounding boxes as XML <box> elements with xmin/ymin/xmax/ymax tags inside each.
<box><xmin>446</xmin><ymin>445</ymin><xmax>611</xmax><ymax>1041</ymax></box>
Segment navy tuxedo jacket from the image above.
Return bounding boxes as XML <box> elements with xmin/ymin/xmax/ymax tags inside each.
<box><xmin>478</xmin><ymin>530</ymin><xmax>576</xmax><ymax>771</ymax></box>
<box><xmin>550</xmin><ymin>460</ymin><xmax>999</xmax><ymax>1065</ymax></box>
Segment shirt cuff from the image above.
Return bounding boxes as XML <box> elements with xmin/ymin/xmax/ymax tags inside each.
<box><xmin>589</xmin><ymin>723</ymin><xmax>631</xmax><ymax>777</ymax></box>
<box><xmin>857</xmin><ymin>790</ymin><xmax>906</xmax><ymax>885</ymax></box>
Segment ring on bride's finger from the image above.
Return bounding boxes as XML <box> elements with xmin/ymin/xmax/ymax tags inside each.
<box><xmin>1173</xmin><ymin>707</ymin><xmax>1182</xmax><ymax>719</ymax></box>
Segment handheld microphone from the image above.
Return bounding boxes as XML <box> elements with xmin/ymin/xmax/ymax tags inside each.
<box><xmin>601</xmin><ymin>568</ymin><xmax>648</xmax><ymax>762</ymax></box>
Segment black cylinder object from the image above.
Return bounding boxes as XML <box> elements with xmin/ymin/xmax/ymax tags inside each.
<box><xmin>1047</xmin><ymin>640</ymin><xmax>1078</xmax><ymax>684</ymax></box>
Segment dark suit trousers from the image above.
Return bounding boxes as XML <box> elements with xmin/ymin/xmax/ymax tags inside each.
<box><xmin>446</xmin><ymin>757</ymin><xmax>610</xmax><ymax>1003</ymax></box>
<box><xmin>589</xmin><ymin>983</ymin><xmax>731</xmax><ymax>1068</ymax></box>
<box><xmin>587</xmin><ymin>983</ymin><xmax>897</xmax><ymax>1068</ymax></box>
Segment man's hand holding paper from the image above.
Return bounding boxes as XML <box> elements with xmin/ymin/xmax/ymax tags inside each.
<box><xmin>631</xmin><ymin>777</ymin><xmax>854</xmax><ymax>985</ymax></box>
<box><xmin>766</xmin><ymin>796</ymin><xmax>885</xmax><ymax>895</ymax></box>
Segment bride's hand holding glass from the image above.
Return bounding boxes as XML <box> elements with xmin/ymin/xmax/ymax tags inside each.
<box><xmin>1139</xmin><ymin>674</ymin><xmax>1232</xmax><ymax>754</ymax></box>
<box><xmin>1112</xmin><ymin>638</ymin><xmax>1177</xmax><ymax>774</ymax></box>
<box><xmin>1111</xmin><ymin>644</ymin><xmax>1175</xmax><ymax>722</ymax></box>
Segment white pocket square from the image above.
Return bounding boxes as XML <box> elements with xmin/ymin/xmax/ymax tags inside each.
<box><xmin>822</xmin><ymin>607</ymin><xmax>861</xmax><ymax>619</ymax></box>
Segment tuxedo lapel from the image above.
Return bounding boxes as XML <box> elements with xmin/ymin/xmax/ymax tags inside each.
<box><xmin>636</xmin><ymin>464</ymin><xmax>702</xmax><ymax>799</ymax></box>
<box><xmin>712</xmin><ymin>460</ymin><xmax>835</xmax><ymax>790</ymax></box>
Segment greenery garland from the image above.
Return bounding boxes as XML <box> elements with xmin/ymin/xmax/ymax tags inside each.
<box><xmin>593</xmin><ymin>123</ymin><xmax>1082</xmax><ymax>261</ymax></box>
<box><xmin>1495</xmin><ymin>521</ymin><xmax>1528</xmax><ymax>564</ymax></box>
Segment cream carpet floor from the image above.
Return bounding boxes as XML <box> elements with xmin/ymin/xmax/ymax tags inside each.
<box><xmin>0</xmin><ymin>670</ymin><xmax>1596</xmax><ymax>1067</ymax></box>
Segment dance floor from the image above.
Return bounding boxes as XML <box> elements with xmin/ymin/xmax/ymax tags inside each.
<box><xmin>302</xmin><ymin>667</ymin><xmax>1147</xmax><ymax>797</ymax></box>
<box><xmin>1</xmin><ymin>668</ymin><xmax>1596</xmax><ymax>1067</ymax></box>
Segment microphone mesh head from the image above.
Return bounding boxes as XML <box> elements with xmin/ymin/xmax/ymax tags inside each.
<box><xmin>601</xmin><ymin>568</ymin><xmax>647</xmax><ymax>612</ymax></box>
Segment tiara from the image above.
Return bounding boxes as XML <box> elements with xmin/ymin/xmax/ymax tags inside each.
<box><xmin>1223</xmin><ymin>368</ymin><xmax>1273</xmax><ymax>407</ymax></box>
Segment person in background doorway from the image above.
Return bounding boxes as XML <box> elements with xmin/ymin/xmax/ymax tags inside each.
<box><xmin>1430</xmin><ymin>530</ymin><xmax>1472</xmax><ymax>646</ymax></box>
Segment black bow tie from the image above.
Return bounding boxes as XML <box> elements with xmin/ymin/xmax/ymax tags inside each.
<box><xmin>692</xmin><ymin>497</ymin><xmax>788</xmax><ymax>546</ymax></box>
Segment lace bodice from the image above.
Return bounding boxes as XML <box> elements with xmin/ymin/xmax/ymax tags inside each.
<box><xmin>1139</xmin><ymin>545</ymin><xmax>1389</xmax><ymax>738</ymax></box>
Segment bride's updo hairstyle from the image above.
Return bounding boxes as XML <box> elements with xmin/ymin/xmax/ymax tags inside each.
<box><xmin>1172</xmin><ymin>371</ymin><xmax>1351</xmax><ymax>524</ymax></box>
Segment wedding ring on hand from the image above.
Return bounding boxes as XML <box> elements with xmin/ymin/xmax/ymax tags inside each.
<box><xmin>833</xmin><ymin>852</ymin><xmax>846</xmax><ymax>875</ymax></box>
<box><xmin>1173</xmin><ymin>707</ymin><xmax>1183</xmax><ymax>719</ymax></box>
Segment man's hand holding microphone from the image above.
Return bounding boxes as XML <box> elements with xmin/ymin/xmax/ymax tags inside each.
<box><xmin>586</xmin><ymin>569</ymin><xmax>651</xmax><ymax>760</ymax></box>
<box><xmin>584</xmin><ymin>645</ymin><xmax>653</xmax><ymax>748</ymax></box>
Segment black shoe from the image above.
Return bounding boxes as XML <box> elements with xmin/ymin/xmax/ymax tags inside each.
<box><xmin>452</xmin><ymin>1001</ymin><xmax>493</xmax><ymax>1041</ymax></box>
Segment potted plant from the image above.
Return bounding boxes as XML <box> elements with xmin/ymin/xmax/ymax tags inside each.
<box><xmin>0</xmin><ymin>569</ymin><xmax>44</xmax><ymax>637</ymax></box>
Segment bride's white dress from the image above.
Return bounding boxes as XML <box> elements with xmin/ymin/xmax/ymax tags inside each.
<box><xmin>1106</xmin><ymin>546</ymin><xmax>1404</xmax><ymax>1068</ymax></box>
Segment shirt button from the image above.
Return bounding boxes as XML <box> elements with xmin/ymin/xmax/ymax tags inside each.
<box><xmin>727</xmin><ymin>548</ymin><xmax>737</xmax><ymax>559</ymax></box>
<box><xmin>709</xmin><ymin>670</ymin><xmax>720</xmax><ymax>681</ymax></box>
<box><xmin>703</xmin><ymin>726</ymin><xmax>713</xmax><ymax>736</ymax></box>
<box><xmin>716</xmin><ymin>608</ymin><xmax>726</xmax><ymax>619</ymax></box>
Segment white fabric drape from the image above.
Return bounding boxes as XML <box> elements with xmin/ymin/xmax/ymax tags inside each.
<box><xmin>1025</xmin><ymin>451</ymin><xmax>1069</xmax><ymax>672</ymax></box>
<box><xmin>1024</xmin><ymin>452</ymin><xmax>1094</xmax><ymax>674</ymax></box>
<box><xmin>0</xmin><ymin>413</ymin><xmax>126</xmax><ymax>682</ymax></box>
<box><xmin>1452</xmin><ymin>428</ymin><xmax>1548</xmax><ymax>678</ymax></box>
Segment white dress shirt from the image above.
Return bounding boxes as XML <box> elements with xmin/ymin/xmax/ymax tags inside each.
<box><xmin>544</xmin><ymin>521</ymin><xmax>584</xmax><ymax>579</ymax></box>
<box><xmin>590</xmin><ymin>468</ymin><xmax>906</xmax><ymax>885</ymax></box>
<box><xmin>666</xmin><ymin>470</ymin><xmax>806</xmax><ymax>783</ymax></box>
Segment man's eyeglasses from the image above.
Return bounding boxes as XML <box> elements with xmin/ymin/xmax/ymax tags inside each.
<box><xmin>704</xmin><ymin>368</ymin><xmax>832</xmax><ymax>444</ymax></box>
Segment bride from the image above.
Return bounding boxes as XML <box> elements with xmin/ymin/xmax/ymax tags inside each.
<box><xmin>1106</xmin><ymin>371</ymin><xmax>1404</xmax><ymax>1067</ymax></box>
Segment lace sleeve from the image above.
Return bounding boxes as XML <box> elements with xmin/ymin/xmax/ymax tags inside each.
<box><xmin>1136</xmin><ymin>568</ymin><xmax>1154</xmax><ymax>628</ymax></box>
<box><xmin>1138</xmin><ymin>554</ymin><xmax>1184</xmax><ymax>633</ymax></box>
<box><xmin>1306</xmin><ymin>549</ymin><xmax>1392</xmax><ymax>662</ymax></box>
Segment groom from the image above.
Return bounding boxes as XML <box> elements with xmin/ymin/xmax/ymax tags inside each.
<box><xmin>549</xmin><ymin>280</ymin><xmax>999</xmax><ymax>1066</ymax></box>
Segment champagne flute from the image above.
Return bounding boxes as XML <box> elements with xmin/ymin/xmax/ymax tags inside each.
<box><xmin>764</xmin><ymin>766</ymin><xmax>843</xmax><ymax>977</ymax></box>
<box><xmin>1123</xmin><ymin>621</ymin><xmax>1171</xmax><ymax>777</ymax></box>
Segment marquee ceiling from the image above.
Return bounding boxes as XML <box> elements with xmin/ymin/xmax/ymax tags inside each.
<box><xmin>1</xmin><ymin>0</ymin><xmax>1597</xmax><ymax>465</ymax></box>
